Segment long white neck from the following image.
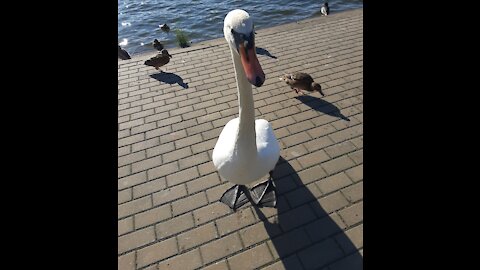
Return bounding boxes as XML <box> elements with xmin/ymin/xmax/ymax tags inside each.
<box><xmin>231</xmin><ymin>49</ymin><xmax>257</xmax><ymax>159</ymax></box>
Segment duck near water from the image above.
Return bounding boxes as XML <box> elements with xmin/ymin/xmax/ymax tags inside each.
<box><xmin>321</xmin><ymin>2</ymin><xmax>330</xmax><ymax>16</ymax></box>
<box><xmin>153</xmin><ymin>39</ymin><xmax>164</xmax><ymax>51</ymax></box>
<box><xmin>280</xmin><ymin>72</ymin><xmax>324</xmax><ymax>96</ymax></box>
<box><xmin>118</xmin><ymin>45</ymin><xmax>131</xmax><ymax>60</ymax></box>
<box><xmin>159</xmin><ymin>24</ymin><xmax>170</xmax><ymax>32</ymax></box>
<box><xmin>212</xmin><ymin>9</ymin><xmax>280</xmax><ymax>211</ymax></box>
<box><xmin>144</xmin><ymin>50</ymin><xmax>172</xmax><ymax>71</ymax></box>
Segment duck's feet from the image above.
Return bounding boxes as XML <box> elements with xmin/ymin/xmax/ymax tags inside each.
<box><xmin>250</xmin><ymin>171</ymin><xmax>277</xmax><ymax>208</ymax></box>
<box><xmin>220</xmin><ymin>185</ymin><xmax>250</xmax><ymax>211</ymax></box>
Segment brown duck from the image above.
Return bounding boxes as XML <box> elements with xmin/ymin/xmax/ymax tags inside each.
<box><xmin>118</xmin><ymin>45</ymin><xmax>131</xmax><ymax>60</ymax></box>
<box><xmin>144</xmin><ymin>50</ymin><xmax>172</xmax><ymax>71</ymax></box>
<box><xmin>153</xmin><ymin>39</ymin><xmax>164</xmax><ymax>51</ymax></box>
<box><xmin>280</xmin><ymin>72</ymin><xmax>324</xmax><ymax>96</ymax></box>
<box><xmin>159</xmin><ymin>24</ymin><xmax>170</xmax><ymax>32</ymax></box>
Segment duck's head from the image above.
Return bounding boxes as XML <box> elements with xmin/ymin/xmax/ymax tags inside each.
<box><xmin>224</xmin><ymin>9</ymin><xmax>265</xmax><ymax>87</ymax></box>
<box><xmin>162</xmin><ymin>49</ymin><xmax>172</xmax><ymax>58</ymax></box>
<box><xmin>312</xmin><ymin>82</ymin><xmax>322</xmax><ymax>91</ymax></box>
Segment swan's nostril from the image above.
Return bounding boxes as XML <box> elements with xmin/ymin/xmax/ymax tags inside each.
<box><xmin>255</xmin><ymin>76</ymin><xmax>264</xmax><ymax>87</ymax></box>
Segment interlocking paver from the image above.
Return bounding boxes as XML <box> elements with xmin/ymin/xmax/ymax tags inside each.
<box><xmin>118</xmin><ymin>9</ymin><xmax>363</xmax><ymax>270</ymax></box>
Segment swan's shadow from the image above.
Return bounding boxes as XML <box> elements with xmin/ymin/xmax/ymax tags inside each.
<box><xmin>251</xmin><ymin>156</ymin><xmax>362</xmax><ymax>269</ymax></box>
<box><xmin>150</xmin><ymin>72</ymin><xmax>189</xmax><ymax>89</ymax></box>
<box><xmin>256</xmin><ymin>47</ymin><xmax>277</xmax><ymax>59</ymax></box>
<box><xmin>295</xmin><ymin>95</ymin><xmax>350</xmax><ymax>121</ymax></box>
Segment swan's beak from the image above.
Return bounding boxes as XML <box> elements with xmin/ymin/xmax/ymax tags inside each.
<box><xmin>239</xmin><ymin>42</ymin><xmax>265</xmax><ymax>87</ymax></box>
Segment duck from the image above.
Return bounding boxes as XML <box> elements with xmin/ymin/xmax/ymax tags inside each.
<box><xmin>212</xmin><ymin>9</ymin><xmax>280</xmax><ymax>211</ymax></box>
<box><xmin>153</xmin><ymin>39</ymin><xmax>164</xmax><ymax>51</ymax></box>
<box><xmin>118</xmin><ymin>45</ymin><xmax>131</xmax><ymax>60</ymax></box>
<box><xmin>144</xmin><ymin>50</ymin><xmax>172</xmax><ymax>71</ymax></box>
<box><xmin>159</xmin><ymin>24</ymin><xmax>170</xmax><ymax>32</ymax></box>
<box><xmin>280</xmin><ymin>72</ymin><xmax>324</xmax><ymax>96</ymax></box>
<box><xmin>321</xmin><ymin>2</ymin><xmax>330</xmax><ymax>16</ymax></box>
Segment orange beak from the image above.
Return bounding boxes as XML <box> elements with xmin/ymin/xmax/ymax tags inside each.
<box><xmin>239</xmin><ymin>43</ymin><xmax>265</xmax><ymax>87</ymax></box>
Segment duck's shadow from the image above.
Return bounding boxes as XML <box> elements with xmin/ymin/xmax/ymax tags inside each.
<box><xmin>295</xmin><ymin>95</ymin><xmax>350</xmax><ymax>121</ymax></box>
<box><xmin>150</xmin><ymin>72</ymin><xmax>189</xmax><ymax>89</ymax></box>
<box><xmin>251</xmin><ymin>156</ymin><xmax>362</xmax><ymax>269</ymax></box>
<box><xmin>256</xmin><ymin>47</ymin><xmax>277</xmax><ymax>59</ymax></box>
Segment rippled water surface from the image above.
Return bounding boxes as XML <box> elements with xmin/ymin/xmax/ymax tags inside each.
<box><xmin>118</xmin><ymin>0</ymin><xmax>363</xmax><ymax>55</ymax></box>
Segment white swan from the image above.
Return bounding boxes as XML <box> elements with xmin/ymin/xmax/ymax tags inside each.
<box><xmin>212</xmin><ymin>9</ymin><xmax>280</xmax><ymax>210</ymax></box>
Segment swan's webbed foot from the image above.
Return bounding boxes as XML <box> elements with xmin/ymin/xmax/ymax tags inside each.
<box><xmin>220</xmin><ymin>185</ymin><xmax>250</xmax><ymax>211</ymax></box>
<box><xmin>250</xmin><ymin>171</ymin><xmax>277</xmax><ymax>208</ymax></box>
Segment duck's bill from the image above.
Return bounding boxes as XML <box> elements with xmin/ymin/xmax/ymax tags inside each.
<box><xmin>239</xmin><ymin>44</ymin><xmax>265</xmax><ymax>87</ymax></box>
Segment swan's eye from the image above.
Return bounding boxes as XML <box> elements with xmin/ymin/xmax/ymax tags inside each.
<box><xmin>244</xmin><ymin>32</ymin><xmax>254</xmax><ymax>49</ymax></box>
<box><xmin>231</xmin><ymin>29</ymin><xmax>243</xmax><ymax>51</ymax></box>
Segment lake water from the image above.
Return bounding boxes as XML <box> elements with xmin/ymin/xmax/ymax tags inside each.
<box><xmin>118</xmin><ymin>0</ymin><xmax>363</xmax><ymax>56</ymax></box>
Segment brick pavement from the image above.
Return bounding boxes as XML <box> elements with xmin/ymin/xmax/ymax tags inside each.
<box><xmin>118</xmin><ymin>8</ymin><xmax>363</xmax><ymax>270</ymax></box>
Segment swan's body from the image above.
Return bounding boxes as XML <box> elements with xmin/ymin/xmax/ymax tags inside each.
<box><xmin>213</xmin><ymin>118</ymin><xmax>279</xmax><ymax>185</ymax></box>
<box><xmin>212</xmin><ymin>9</ymin><xmax>280</xmax><ymax>210</ymax></box>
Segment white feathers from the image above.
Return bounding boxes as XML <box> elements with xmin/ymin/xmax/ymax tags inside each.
<box><xmin>212</xmin><ymin>119</ymin><xmax>280</xmax><ymax>185</ymax></box>
<box><xmin>212</xmin><ymin>10</ymin><xmax>280</xmax><ymax>186</ymax></box>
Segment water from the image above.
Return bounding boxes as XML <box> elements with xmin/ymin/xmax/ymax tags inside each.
<box><xmin>118</xmin><ymin>0</ymin><xmax>363</xmax><ymax>56</ymax></box>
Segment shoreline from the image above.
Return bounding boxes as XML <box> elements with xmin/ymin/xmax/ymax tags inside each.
<box><xmin>120</xmin><ymin>7</ymin><xmax>363</xmax><ymax>61</ymax></box>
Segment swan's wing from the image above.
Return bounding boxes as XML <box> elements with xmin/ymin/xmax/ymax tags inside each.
<box><xmin>212</xmin><ymin>118</ymin><xmax>239</xmax><ymax>169</ymax></box>
<box><xmin>255</xmin><ymin>119</ymin><xmax>280</xmax><ymax>171</ymax></box>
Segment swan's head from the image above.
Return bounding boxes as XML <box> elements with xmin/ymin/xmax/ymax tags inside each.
<box><xmin>224</xmin><ymin>9</ymin><xmax>265</xmax><ymax>87</ymax></box>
